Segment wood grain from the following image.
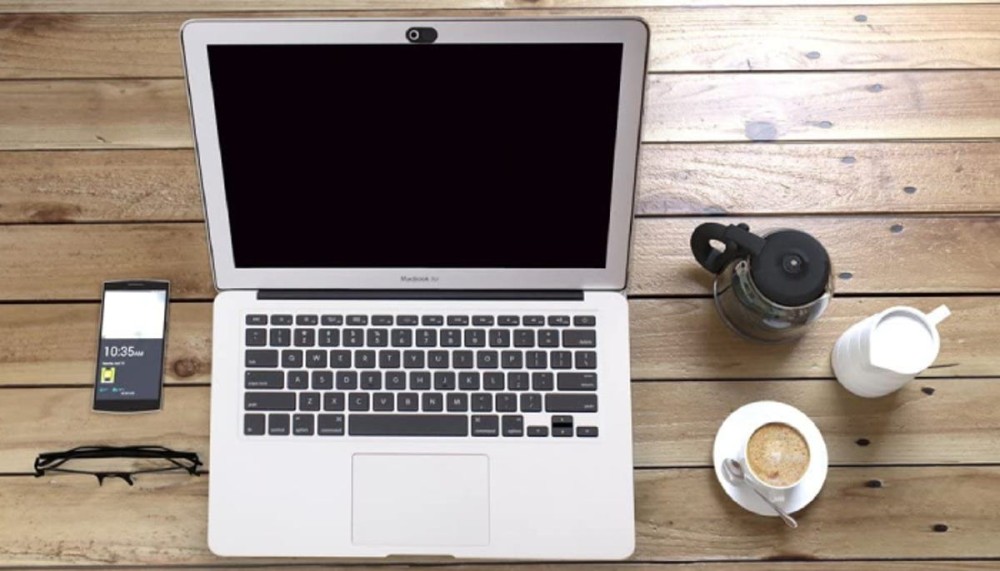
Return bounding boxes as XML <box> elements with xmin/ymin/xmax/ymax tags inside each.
<box><xmin>4</xmin><ymin>378</ymin><xmax>999</xmax><ymax>473</ymax></box>
<box><xmin>3</xmin><ymin>6</ymin><xmax>1000</xmax><ymax>78</ymax></box>
<box><xmin>5</xmin><ymin>143</ymin><xmax>1000</xmax><ymax>224</ymax></box>
<box><xmin>1</xmin><ymin>296</ymin><xmax>994</xmax><ymax>387</ymax></box>
<box><xmin>637</xmin><ymin>142</ymin><xmax>1000</xmax><ymax>215</ymax></box>
<box><xmin>3</xmin><ymin>72</ymin><xmax>1000</xmax><ymax>150</ymax></box>
<box><xmin>2</xmin><ymin>467</ymin><xmax>999</xmax><ymax>564</ymax></box>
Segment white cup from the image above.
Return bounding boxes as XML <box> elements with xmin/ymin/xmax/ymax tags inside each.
<box><xmin>832</xmin><ymin>305</ymin><xmax>951</xmax><ymax>398</ymax></box>
<box><xmin>737</xmin><ymin>419</ymin><xmax>813</xmax><ymax>506</ymax></box>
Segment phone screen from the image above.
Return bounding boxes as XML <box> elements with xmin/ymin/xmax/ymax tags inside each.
<box><xmin>93</xmin><ymin>281</ymin><xmax>169</xmax><ymax>412</ymax></box>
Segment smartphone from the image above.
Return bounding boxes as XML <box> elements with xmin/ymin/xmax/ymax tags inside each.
<box><xmin>93</xmin><ymin>280</ymin><xmax>170</xmax><ymax>413</ymax></box>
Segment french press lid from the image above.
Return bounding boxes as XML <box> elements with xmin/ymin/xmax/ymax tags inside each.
<box><xmin>691</xmin><ymin>223</ymin><xmax>831</xmax><ymax>307</ymax></box>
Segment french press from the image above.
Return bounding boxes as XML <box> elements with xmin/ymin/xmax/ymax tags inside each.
<box><xmin>690</xmin><ymin>223</ymin><xmax>834</xmax><ymax>342</ymax></box>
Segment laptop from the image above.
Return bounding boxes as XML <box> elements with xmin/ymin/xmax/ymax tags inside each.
<box><xmin>181</xmin><ymin>18</ymin><xmax>648</xmax><ymax>560</ymax></box>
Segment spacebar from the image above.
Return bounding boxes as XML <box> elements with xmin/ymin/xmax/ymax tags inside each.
<box><xmin>348</xmin><ymin>414</ymin><xmax>468</xmax><ymax>437</ymax></box>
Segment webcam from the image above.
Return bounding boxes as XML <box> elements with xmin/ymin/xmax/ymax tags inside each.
<box><xmin>406</xmin><ymin>27</ymin><xmax>438</xmax><ymax>44</ymax></box>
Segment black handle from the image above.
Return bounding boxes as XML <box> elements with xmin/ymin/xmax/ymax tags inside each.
<box><xmin>690</xmin><ymin>223</ymin><xmax>766</xmax><ymax>274</ymax></box>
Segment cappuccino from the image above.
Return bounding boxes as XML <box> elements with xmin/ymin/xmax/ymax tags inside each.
<box><xmin>746</xmin><ymin>422</ymin><xmax>810</xmax><ymax>487</ymax></box>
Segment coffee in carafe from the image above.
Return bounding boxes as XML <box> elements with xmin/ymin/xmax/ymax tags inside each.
<box><xmin>690</xmin><ymin>223</ymin><xmax>834</xmax><ymax>342</ymax></box>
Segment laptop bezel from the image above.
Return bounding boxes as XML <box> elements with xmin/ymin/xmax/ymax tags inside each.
<box><xmin>182</xmin><ymin>18</ymin><xmax>648</xmax><ymax>291</ymax></box>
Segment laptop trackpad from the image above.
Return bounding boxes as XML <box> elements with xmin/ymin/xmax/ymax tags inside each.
<box><xmin>352</xmin><ymin>454</ymin><xmax>490</xmax><ymax>547</ymax></box>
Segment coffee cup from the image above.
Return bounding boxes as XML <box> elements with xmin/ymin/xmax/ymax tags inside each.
<box><xmin>736</xmin><ymin>419</ymin><xmax>812</xmax><ymax>505</ymax></box>
<box><xmin>832</xmin><ymin>305</ymin><xmax>950</xmax><ymax>398</ymax></box>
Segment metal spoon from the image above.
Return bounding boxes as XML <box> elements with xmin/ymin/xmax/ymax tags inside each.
<box><xmin>723</xmin><ymin>458</ymin><xmax>798</xmax><ymax>528</ymax></box>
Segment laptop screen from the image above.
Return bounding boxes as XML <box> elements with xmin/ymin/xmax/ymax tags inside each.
<box><xmin>207</xmin><ymin>43</ymin><xmax>624</xmax><ymax>269</ymax></box>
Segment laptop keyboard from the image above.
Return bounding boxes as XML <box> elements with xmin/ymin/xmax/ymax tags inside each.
<box><xmin>242</xmin><ymin>313</ymin><xmax>600</xmax><ymax>438</ymax></box>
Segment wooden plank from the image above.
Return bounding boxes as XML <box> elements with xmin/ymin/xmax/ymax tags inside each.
<box><xmin>1</xmin><ymin>466</ymin><xmax>998</xmax><ymax>564</ymax></box>
<box><xmin>5</xmin><ymin>143</ymin><xmax>1000</xmax><ymax>224</ymax></box>
<box><xmin>2</xmin><ymin>296</ymin><xmax>996</xmax><ymax>386</ymax></box>
<box><xmin>3</xmin><ymin>7</ymin><xmax>1000</xmax><ymax>79</ymax></box>
<box><xmin>629</xmin><ymin>216</ymin><xmax>1000</xmax><ymax>296</ymax></box>
<box><xmin>3</xmin><ymin>72</ymin><xmax>1000</xmax><ymax>150</ymax></box>
<box><xmin>4</xmin><ymin>378</ymin><xmax>999</xmax><ymax>473</ymax></box>
<box><xmin>636</xmin><ymin>142</ymin><xmax>1000</xmax><ymax>215</ymax></box>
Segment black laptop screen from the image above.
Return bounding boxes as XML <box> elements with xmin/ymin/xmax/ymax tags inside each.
<box><xmin>207</xmin><ymin>43</ymin><xmax>624</xmax><ymax>268</ymax></box>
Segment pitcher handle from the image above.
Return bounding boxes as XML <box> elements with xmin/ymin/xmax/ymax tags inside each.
<box><xmin>927</xmin><ymin>305</ymin><xmax>951</xmax><ymax>326</ymax></box>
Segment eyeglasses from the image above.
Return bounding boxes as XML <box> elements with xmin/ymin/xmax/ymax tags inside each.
<box><xmin>34</xmin><ymin>445</ymin><xmax>203</xmax><ymax>486</ymax></box>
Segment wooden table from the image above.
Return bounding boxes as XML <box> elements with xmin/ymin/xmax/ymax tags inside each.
<box><xmin>1</xmin><ymin>0</ymin><xmax>999</xmax><ymax>568</ymax></box>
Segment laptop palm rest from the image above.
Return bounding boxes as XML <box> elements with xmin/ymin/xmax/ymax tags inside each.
<box><xmin>352</xmin><ymin>454</ymin><xmax>490</xmax><ymax>547</ymax></box>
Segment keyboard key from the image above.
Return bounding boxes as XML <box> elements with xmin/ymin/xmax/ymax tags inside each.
<box><xmin>343</xmin><ymin>329</ymin><xmax>364</xmax><ymax>347</ymax></box>
<box><xmin>398</xmin><ymin>393</ymin><xmax>419</xmax><ymax>411</ymax></box>
<box><xmin>501</xmin><ymin>350</ymin><xmax>523</xmax><ymax>369</ymax></box>
<box><xmin>447</xmin><ymin>315</ymin><xmax>469</xmax><ymax>326</ymax></box>
<box><xmin>524</xmin><ymin>315</ymin><xmax>545</xmax><ymax>326</ymax></box>
<box><xmin>551</xmin><ymin>351</ymin><xmax>572</xmax><ymax>369</ymax></box>
<box><xmin>281</xmin><ymin>349</ymin><xmax>303</xmax><ymax>369</ymax></box>
<box><xmin>563</xmin><ymin>330</ymin><xmax>596</xmax><ymax>348</ymax></box>
<box><xmin>336</xmin><ymin>371</ymin><xmax>358</xmax><ymax>390</ymax></box>
<box><xmin>527</xmin><ymin>425</ymin><xmax>548</xmax><ymax>437</ymax></box>
<box><xmin>447</xmin><ymin>393</ymin><xmax>468</xmax><ymax>412</ymax></box>
<box><xmin>483</xmin><ymin>372</ymin><xmax>504</xmax><ymax>391</ymax></box>
<box><xmin>319</xmin><ymin>329</ymin><xmax>340</xmax><ymax>347</ymax></box>
<box><xmin>323</xmin><ymin>392</ymin><xmax>344</xmax><ymax>411</ymax></box>
<box><xmin>397</xmin><ymin>315</ymin><xmax>419</xmax><ymax>326</ymax></box>
<box><xmin>520</xmin><ymin>393</ymin><xmax>542</xmax><ymax>412</ymax></box>
<box><xmin>296</xmin><ymin>315</ymin><xmax>318</xmax><ymax>326</ymax></box>
<box><xmin>268</xmin><ymin>413</ymin><xmax>290</xmax><ymax>435</ymax></box>
<box><xmin>385</xmin><ymin>371</ymin><xmax>407</xmax><ymax>390</ymax></box>
<box><xmin>379</xmin><ymin>350</ymin><xmax>401</xmax><ymax>369</ymax></box>
<box><xmin>553</xmin><ymin>426</ymin><xmax>573</xmax><ymax>437</ymax></box>
<box><xmin>287</xmin><ymin>370</ymin><xmax>309</xmax><ymax>390</ymax></box>
<box><xmin>558</xmin><ymin>372</ymin><xmax>598</xmax><ymax>391</ymax></box>
<box><xmin>355</xmin><ymin>350</ymin><xmax>376</xmax><ymax>369</ymax></box>
<box><xmin>421</xmin><ymin>315</ymin><xmax>444</xmax><ymax>326</ymax></box>
<box><xmin>410</xmin><ymin>371</ymin><xmax>431</xmax><ymax>390</ymax></box>
<box><xmin>546</xmin><ymin>394</ymin><xmax>598</xmax><ymax>413</ymax></box>
<box><xmin>245</xmin><ymin>392</ymin><xmax>295</xmax><ymax>411</ymax></box>
<box><xmin>245</xmin><ymin>328</ymin><xmax>267</xmax><ymax>346</ymax></box>
<box><xmin>508</xmin><ymin>372</ymin><xmax>530</xmax><ymax>391</ymax></box>
<box><xmin>441</xmin><ymin>329</ymin><xmax>462</xmax><ymax>347</ymax></box>
<box><xmin>367</xmin><ymin>329</ymin><xmax>388</xmax><ymax>347</ymax></box>
<box><xmin>350</xmin><ymin>414</ymin><xmax>467</xmax><ymax>437</ymax></box>
<box><xmin>269</xmin><ymin>328</ymin><xmax>291</xmax><ymax>347</ymax></box>
<box><xmin>422</xmin><ymin>392</ymin><xmax>444</xmax><ymax>412</ymax></box>
<box><xmin>473</xmin><ymin>315</ymin><xmax>494</xmax><ymax>326</ymax></box>
<box><xmin>299</xmin><ymin>392</ymin><xmax>320</xmax><ymax>411</ymax></box>
<box><xmin>244</xmin><ymin>413</ymin><xmax>265</xmax><ymax>435</ymax></box>
<box><xmin>347</xmin><ymin>315</ymin><xmax>368</xmax><ymax>326</ymax></box>
<box><xmin>471</xmin><ymin>415</ymin><xmax>499</xmax><ymax>436</ymax></box>
<box><xmin>361</xmin><ymin>371</ymin><xmax>382</xmax><ymax>390</ymax></box>
<box><xmin>576</xmin><ymin>351</ymin><xmax>598</xmax><ymax>370</ymax></box>
<box><xmin>526</xmin><ymin>351</ymin><xmax>547</xmax><ymax>369</ymax></box>
<box><xmin>428</xmin><ymin>351</ymin><xmax>449</xmax><ymax>368</ymax></box>
<box><xmin>496</xmin><ymin>393</ymin><xmax>517</xmax><ymax>412</ymax></box>
<box><xmin>321</xmin><ymin>315</ymin><xmax>343</xmax><ymax>326</ymax></box>
<box><xmin>459</xmin><ymin>372</ymin><xmax>480</xmax><ymax>390</ymax></box>
<box><xmin>391</xmin><ymin>329</ymin><xmax>413</xmax><ymax>347</ymax></box>
<box><xmin>311</xmin><ymin>371</ymin><xmax>333</xmax><ymax>390</ymax></box>
<box><xmin>489</xmin><ymin>329</ymin><xmax>511</xmax><ymax>347</ymax></box>
<box><xmin>245</xmin><ymin>350</ymin><xmax>278</xmax><ymax>368</ymax></box>
<box><xmin>349</xmin><ymin>392</ymin><xmax>370</xmax><ymax>411</ymax></box>
<box><xmin>246</xmin><ymin>314</ymin><xmax>267</xmax><ymax>326</ymax></box>
<box><xmin>538</xmin><ymin>330</ymin><xmax>559</xmax><ymax>347</ymax></box>
<box><xmin>245</xmin><ymin>371</ymin><xmax>283</xmax><ymax>389</ymax></box>
<box><xmin>293</xmin><ymin>413</ymin><xmax>315</xmax><ymax>436</ymax></box>
<box><xmin>464</xmin><ymin>329</ymin><xmax>486</xmax><ymax>347</ymax></box>
<box><xmin>548</xmin><ymin>315</ymin><xmax>571</xmax><ymax>327</ymax></box>
<box><xmin>477</xmin><ymin>351</ymin><xmax>499</xmax><ymax>369</ymax></box>
<box><xmin>502</xmin><ymin>415</ymin><xmax>524</xmax><ymax>437</ymax></box>
<box><xmin>416</xmin><ymin>329</ymin><xmax>437</xmax><ymax>347</ymax></box>
<box><xmin>453</xmin><ymin>350</ymin><xmax>474</xmax><ymax>369</ymax></box>
<box><xmin>472</xmin><ymin>393</ymin><xmax>493</xmax><ymax>412</ymax></box>
<box><xmin>433</xmin><ymin>372</ymin><xmax>456</xmax><ymax>391</ymax></box>
<box><xmin>372</xmin><ymin>315</ymin><xmax>393</xmax><ymax>326</ymax></box>
<box><xmin>498</xmin><ymin>315</ymin><xmax>519</xmax><ymax>326</ymax></box>
<box><xmin>318</xmin><ymin>414</ymin><xmax>345</xmax><ymax>435</ymax></box>
<box><xmin>271</xmin><ymin>315</ymin><xmax>293</xmax><ymax>326</ymax></box>
<box><xmin>574</xmin><ymin>315</ymin><xmax>597</xmax><ymax>327</ymax></box>
<box><xmin>552</xmin><ymin>415</ymin><xmax>573</xmax><ymax>429</ymax></box>
<box><xmin>532</xmin><ymin>372</ymin><xmax>554</xmax><ymax>391</ymax></box>
<box><xmin>403</xmin><ymin>350</ymin><xmax>425</xmax><ymax>369</ymax></box>
<box><xmin>330</xmin><ymin>350</ymin><xmax>351</xmax><ymax>368</ymax></box>
<box><xmin>372</xmin><ymin>392</ymin><xmax>394</xmax><ymax>411</ymax></box>
<box><xmin>577</xmin><ymin>426</ymin><xmax>599</xmax><ymax>437</ymax></box>
<box><xmin>306</xmin><ymin>350</ymin><xmax>327</xmax><ymax>368</ymax></box>
<box><xmin>514</xmin><ymin>329</ymin><xmax>535</xmax><ymax>347</ymax></box>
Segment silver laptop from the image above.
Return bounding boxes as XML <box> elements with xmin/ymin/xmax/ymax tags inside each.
<box><xmin>182</xmin><ymin>18</ymin><xmax>648</xmax><ymax>560</ymax></box>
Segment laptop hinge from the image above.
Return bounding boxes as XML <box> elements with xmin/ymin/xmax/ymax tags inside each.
<box><xmin>256</xmin><ymin>290</ymin><xmax>585</xmax><ymax>301</ymax></box>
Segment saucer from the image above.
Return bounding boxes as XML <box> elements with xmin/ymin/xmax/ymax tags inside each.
<box><xmin>712</xmin><ymin>400</ymin><xmax>829</xmax><ymax>517</ymax></box>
